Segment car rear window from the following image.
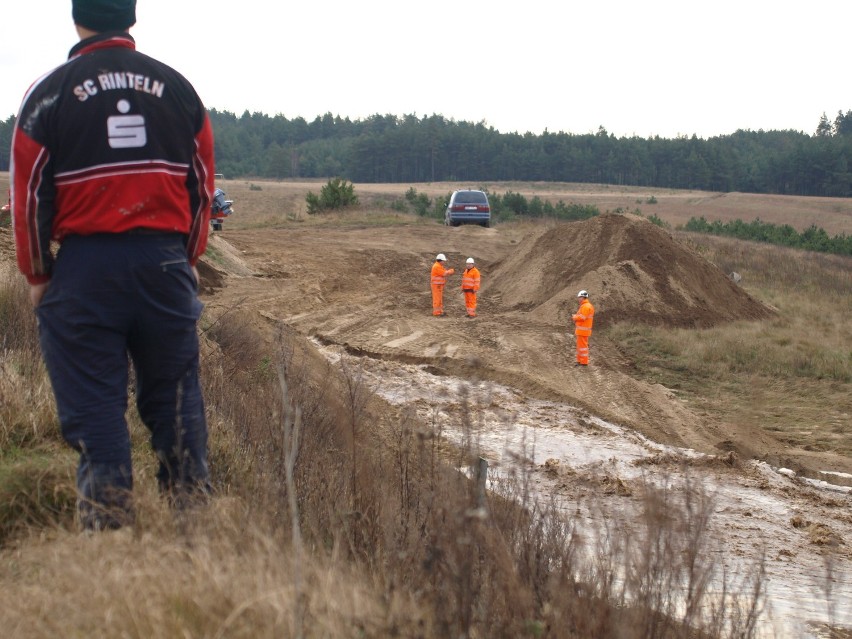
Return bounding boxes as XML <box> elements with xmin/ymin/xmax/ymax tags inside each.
<box><xmin>453</xmin><ymin>191</ymin><xmax>488</xmax><ymax>205</ymax></box>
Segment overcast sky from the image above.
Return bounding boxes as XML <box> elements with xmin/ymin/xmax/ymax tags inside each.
<box><xmin>1</xmin><ymin>0</ymin><xmax>849</xmax><ymax>139</ymax></box>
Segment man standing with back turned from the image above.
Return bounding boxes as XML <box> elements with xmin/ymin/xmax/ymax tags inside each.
<box><xmin>461</xmin><ymin>257</ymin><xmax>481</xmax><ymax>318</ymax></box>
<box><xmin>11</xmin><ymin>0</ymin><xmax>215</xmax><ymax>530</ymax></box>
<box><xmin>572</xmin><ymin>290</ymin><xmax>595</xmax><ymax>366</ymax></box>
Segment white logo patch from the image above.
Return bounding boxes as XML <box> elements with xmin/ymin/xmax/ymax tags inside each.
<box><xmin>107</xmin><ymin>99</ymin><xmax>147</xmax><ymax>149</ymax></box>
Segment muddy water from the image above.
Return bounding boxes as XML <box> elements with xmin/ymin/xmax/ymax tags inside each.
<box><xmin>314</xmin><ymin>341</ymin><xmax>852</xmax><ymax>638</ymax></box>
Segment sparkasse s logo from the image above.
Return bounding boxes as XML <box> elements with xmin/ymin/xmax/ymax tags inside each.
<box><xmin>107</xmin><ymin>99</ymin><xmax>146</xmax><ymax>148</ymax></box>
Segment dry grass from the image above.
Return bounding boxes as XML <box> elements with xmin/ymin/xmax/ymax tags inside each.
<box><xmin>0</xmin><ymin>263</ymin><xmax>63</xmax><ymax>451</ymax></box>
<box><xmin>0</xmin><ymin>265</ymin><xmax>77</xmax><ymax>544</ymax></box>
<box><xmin>1</xmin><ymin>501</ymin><xmax>427</xmax><ymax>638</ymax></box>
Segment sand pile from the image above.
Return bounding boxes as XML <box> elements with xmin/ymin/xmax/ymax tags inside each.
<box><xmin>484</xmin><ymin>213</ymin><xmax>774</xmax><ymax>328</ymax></box>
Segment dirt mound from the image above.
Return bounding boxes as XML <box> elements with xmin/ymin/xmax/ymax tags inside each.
<box><xmin>485</xmin><ymin>213</ymin><xmax>774</xmax><ymax>328</ymax></box>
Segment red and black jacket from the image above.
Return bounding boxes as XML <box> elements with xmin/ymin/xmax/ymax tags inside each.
<box><xmin>11</xmin><ymin>32</ymin><xmax>214</xmax><ymax>284</ymax></box>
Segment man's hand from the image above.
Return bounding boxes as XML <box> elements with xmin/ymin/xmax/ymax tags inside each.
<box><xmin>29</xmin><ymin>282</ymin><xmax>48</xmax><ymax>307</ymax></box>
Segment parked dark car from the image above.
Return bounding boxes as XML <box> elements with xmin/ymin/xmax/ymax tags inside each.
<box><xmin>444</xmin><ymin>189</ymin><xmax>491</xmax><ymax>227</ymax></box>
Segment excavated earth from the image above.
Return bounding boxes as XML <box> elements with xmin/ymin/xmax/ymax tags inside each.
<box><xmin>196</xmin><ymin>213</ymin><xmax>785</xmax><ymax>462</ymax></box>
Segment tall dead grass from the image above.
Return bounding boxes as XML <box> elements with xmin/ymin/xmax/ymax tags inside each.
<box><xmin>0</xmin><ymin>264</ymin><xmax>60</xmax><ymax>451</ymax></box>
<box><xmin>2</xmin><ymin>501</ymin><xmax>426</xmax><ymax>638</ymax></box>
<box><xmin>0</xmin><ymin>265</ymin><xmax>75</xmax><ymax>545</ymax></box>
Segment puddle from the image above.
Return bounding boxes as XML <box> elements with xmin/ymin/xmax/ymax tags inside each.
<box><xmin>314</xmin><ymin>341</ymin><xmax>852</xmax><ymax>638</ymax></box>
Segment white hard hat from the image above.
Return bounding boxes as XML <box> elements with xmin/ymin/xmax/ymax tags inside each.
<box><xmin>466</xmin><ymin>257</ymin><xmax>475</xmax><ymax>264</ymax></box>
<box><xmin>436</xmin><ymin>253</ymin><xmax>447</xmax><ymax>261</ymax></box>
<box><xmin>577</xmin><ymin>290</ymin><xmax>589</xmax><ymax>298</ymax></box>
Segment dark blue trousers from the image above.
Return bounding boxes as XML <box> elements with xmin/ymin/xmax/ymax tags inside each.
<box><xmin>37</xmin><ymin>233</ymin><xmax>209</xmax><ymax>529</ymax></box>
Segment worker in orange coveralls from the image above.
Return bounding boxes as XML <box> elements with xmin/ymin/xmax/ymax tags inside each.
<box><xmin>431</xmin><ymin>253</ymin><xmax>454</xmax><ymax>316</ymax></box>
<box><xmin>461</xmin><ymin>257</ymin><xmax>481</xmax><ymax>318</ymax></box>
<box><xmin>572</xmin><ymin>290</ymin><xmax>595</xmax><ymax>366</ymax></box>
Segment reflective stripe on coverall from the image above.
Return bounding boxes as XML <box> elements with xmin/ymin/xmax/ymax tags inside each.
<box><xmin>572</xmin><ymin>299</ymin><xmax>595</xmax><ymax>365</ymax></box>
<box><xmin>431</xmin><ymin>261</ymin><xmax>454</xmax><ymax>315</ymax></box>
<box><xmin>461</xmin><ymin>266</ymin><xmax>481</xmax><ymax>317</ymax></box>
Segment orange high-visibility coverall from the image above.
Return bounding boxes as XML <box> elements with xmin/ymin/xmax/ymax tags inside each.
<box><xmin>572</xmin><ymin>298</ymin><xmax>595</xmax><ymax>365</ymax></box>
<box><xmin>461</xmin><ymin>266</ymin><xmax>481</xmax><ymax>317</ymax></box>
<box><xmin>431</xmin><ymin>261</ymin><xmax>454</xmax><ymax>315</ymax></box>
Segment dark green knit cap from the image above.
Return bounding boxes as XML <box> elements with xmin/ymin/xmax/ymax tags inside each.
<box><xmin>72</xmin><ymin>0</ymin><xmax>136</xmax><ymax>32</ymax></box>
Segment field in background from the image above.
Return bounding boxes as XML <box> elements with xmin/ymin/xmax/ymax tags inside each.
<box><xmin>3</xmin><ymin>173</ymin><xmax>852</xmax><ymax>234</ymax></box>
<box><xmin>206</xmin><ymin>178</ymin><xmax>852</xmax><ymax>235</ymax></box>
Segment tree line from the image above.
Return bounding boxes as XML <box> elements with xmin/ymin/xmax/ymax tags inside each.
<box><xmin>2</xmin><ymin>110</ymin><xmax>852</xmax><ymax>197</ymax></box>
<box><xmin>684</xmin><ymin>216</ymin><xmax>852</xmax><ymax>256</ymax></box>
<box><xmin>207</xmin><ymin>109</ymin><xmax>852</xmax><ymax>197</ymax></box>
